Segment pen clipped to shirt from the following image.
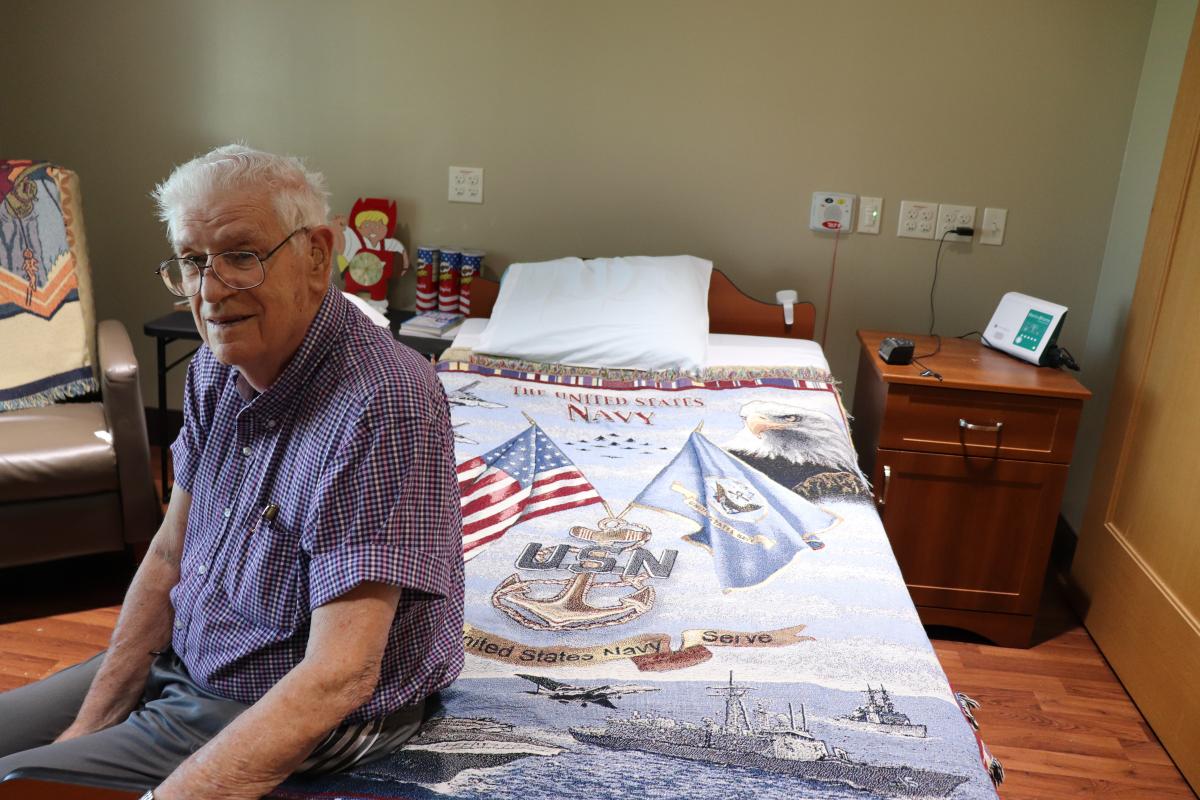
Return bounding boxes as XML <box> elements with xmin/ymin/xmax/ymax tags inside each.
<box><xmin>250</xmin><ymin>502</ymin><xmax>280</xmax><ymax>534</ymax></box>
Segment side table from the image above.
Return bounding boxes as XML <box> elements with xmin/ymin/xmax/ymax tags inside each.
<box><xmin>142</xmin><ymin>310</ymin><xmax>201</xmax><ymax>500</ymax></box>
<box><xmin>850</xmin><ymin>330</ymin><xmax>1090</xmax><ymax>647</ymax></box>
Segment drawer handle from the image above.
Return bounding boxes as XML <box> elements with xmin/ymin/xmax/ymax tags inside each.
<box><xmin>959</xmin><ymin>418</ymin><xmax>1004</xmax><ymax>433</ymax></box>
<box><xmin>877</xmin><ymin>465</ymin><xmax>892</xmax><ymax>507</ymax></box>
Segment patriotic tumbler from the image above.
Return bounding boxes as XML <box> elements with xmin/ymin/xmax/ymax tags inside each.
<box><xmin>415</xmin><ymin>246</ymin><xmax>439</xmax><ymax>312</ymax></box>
<box><xmin>459</xmin><ymin>250</ymin><xmax>484</xmax><ymax>316</ymax></box>
<box><xmin>438</xmin><ymin>248</ymin><xmax>462</xmax><ymax>313</ymax></box>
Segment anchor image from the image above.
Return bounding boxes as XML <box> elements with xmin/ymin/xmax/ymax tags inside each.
<box><xmin>492</xmin><ymin>513</ymin><xmax>674</xmax><ymax>632</ymax></box>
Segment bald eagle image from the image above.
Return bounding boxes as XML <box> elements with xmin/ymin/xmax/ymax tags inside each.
<box><xmin>725</xmin><ymin>400</ymin><xmax>871</xmax><ymax>504</ymax></box>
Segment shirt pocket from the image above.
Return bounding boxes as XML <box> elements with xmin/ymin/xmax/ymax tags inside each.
<box><xmin>223</xmin><ymin>513</ymin><xmax>301</xmax><ymax>632</ymax></box>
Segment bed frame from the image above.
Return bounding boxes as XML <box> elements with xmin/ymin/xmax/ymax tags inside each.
<box><xmin>464</xmin><ymin>268</ymin><xmax>816</xmax><ymax>341</ymax></box>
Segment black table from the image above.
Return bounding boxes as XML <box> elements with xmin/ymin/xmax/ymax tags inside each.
<box><xmin>143</xmin><ymin>306</ymin><xmax>452</xmax><ymax>499</ymax></box>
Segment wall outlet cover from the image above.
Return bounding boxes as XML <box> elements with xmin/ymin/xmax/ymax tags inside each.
<box><xmin>936</xmin><ymin>204</ymin><xmax>976</xmax><ymax>241</ymax></box>
<box><xmin>897</xmin><ymin>200</ymin><xmax>937</xmax><ymax>239</ymax></box>
<box><xmin>449</xmin><ymin>166</ymin><xmax>483</xmax><ymax>203</ymax></box>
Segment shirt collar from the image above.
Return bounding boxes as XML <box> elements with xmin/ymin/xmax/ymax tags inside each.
<box><xmin>233</xmin><ymin>285</ymin><xmax>349</xmax><ymax>418</ymax></box>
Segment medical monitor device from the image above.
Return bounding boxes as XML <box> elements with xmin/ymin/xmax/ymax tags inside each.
<box><xmin>983</xmin><ymin>292</ymin><xmax>1068</xmax><ymax>367</ymax></box>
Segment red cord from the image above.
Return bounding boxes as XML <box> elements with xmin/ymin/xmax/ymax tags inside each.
<box><xmin>820</xmin><ymin>226</ymin><xmax>841</xmax><ymax>347</ymax></box>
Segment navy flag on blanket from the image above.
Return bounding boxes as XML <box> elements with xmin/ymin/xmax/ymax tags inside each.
<box><xmin>633</xmin><ymin>430</ymin><xmax>836</xmax><ymax>590</ymax></box>
<box><xmin>457</xmin><ymin>421</ymin><xmax>603</xmax><ymax>560</ymax></box>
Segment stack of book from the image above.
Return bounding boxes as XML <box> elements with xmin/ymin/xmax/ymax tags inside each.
<box><xmin>399</xmin><ymin>310</ymin><xmax>464</xmax><ymax>339</ymax></box>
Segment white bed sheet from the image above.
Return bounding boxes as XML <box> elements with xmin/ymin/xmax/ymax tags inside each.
<box><xmin>449</xmin><ymin>317</ymin><xmax>830</xmax><ymax>372</ymax></box>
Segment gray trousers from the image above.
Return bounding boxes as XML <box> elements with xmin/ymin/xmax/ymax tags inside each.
<box><xmin>0</xmin><ymin>651</ymin><xmax>424</xmax><ymax>791</ymax></box>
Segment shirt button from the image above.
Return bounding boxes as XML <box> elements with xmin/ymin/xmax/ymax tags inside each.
<box><xmin>223</xmin><ymin>507</ymin><xmax>232</xmax><ymax>518</ymax></box>
<box><xmin>266</xmin><ymin>419</ymin><xmax>276</xmax><ymax>429</ymax></box>
<box><xmin>174</xmin><ymin>620</ymin><xmax>183</xmax><ymax>630</ymax></box>
<box><xmin>242</xmin><ymin>446</ymin><xmax>252</xmax><ymax>456</ymax></box>
<box><xmin>197</xmin><ymin>564</ymin><xmax>207</xmax><ymax>575</ymax></box>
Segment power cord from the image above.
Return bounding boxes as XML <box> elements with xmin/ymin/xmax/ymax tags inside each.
<box><xmin>1044</xmin><ymin>345</ymin><xmax>1080</xmax><ymax>370</ymax></box>
<box><xmin>912</xmin><ymin>334</ymin><xmax>943</xmax><ymax>380</ymax></box>
<box><xmin>929</xmin><ymin>226</ymin><xmax>974</xmax><ymax>335</ymax></box>
<box><xmin>916</xmin><ymin>226</ymin><xmax>973</xmax><ymax>382</ymax></box>
<box><xmin>820</xmin><ymin>225</ymin><xmax>842</xmax><ymax>347</ymax></box>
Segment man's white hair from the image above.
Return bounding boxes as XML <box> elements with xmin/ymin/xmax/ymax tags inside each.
<box><xmin>151</xmin><ymin>144</ymin><xmax>330</xmax><ymax>246</ymax></box>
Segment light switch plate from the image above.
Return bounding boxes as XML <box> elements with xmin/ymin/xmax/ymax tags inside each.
<box><xmin>980</xmin><ymin>207</ymin><xmax>1007</xmax><ymax>245</ymax></box>
<box><xmin>858</xmin><ymin>196</ymin><xmax>883</xmax><ymax>234</ymax></box>
<box><xmin>897</xmin><ymin>200</ymin><xmax>937</xmax><ymax>239</ymax></box>
<box><xmin>449</xmin><ymin>166</ymin><xmax>483</xmax><ymax>203</ymax></box>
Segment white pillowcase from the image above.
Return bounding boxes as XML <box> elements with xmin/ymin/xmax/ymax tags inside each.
<box><xmin>475</xmin><ymin>255</ymin><xmax>713</xmax><ymax>371</ymax></box>
<box><xmin>342</xmin><ymin>291</ymin><xmax>390</xmax><ymax>327</ymax></box>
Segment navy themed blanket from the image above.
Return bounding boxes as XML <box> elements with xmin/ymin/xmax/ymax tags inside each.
<box><xmin>282</xmin><ymin>361</ymin><xmax>998</xmax><ymax>799</ymax></box>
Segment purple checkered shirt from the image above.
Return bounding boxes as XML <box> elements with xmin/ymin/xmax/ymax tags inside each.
<box><xmin>169</xmin><ymin>286</ymin><xmax>464</xmax><ymax>723</ymax></box>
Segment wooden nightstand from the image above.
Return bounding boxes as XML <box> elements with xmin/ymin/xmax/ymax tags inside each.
<box><xmin>851</xmin><ymin>330</ymin><xmax>1090</xmax><ymax>647</ymax></box>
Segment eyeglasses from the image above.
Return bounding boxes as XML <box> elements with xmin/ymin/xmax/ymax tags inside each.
<box><xmin>154</xmin><ymin>228</ymin><xmax>308</xmax><ymax>298</ymax></box>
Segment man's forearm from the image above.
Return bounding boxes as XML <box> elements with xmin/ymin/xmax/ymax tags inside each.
<box><xmin>155</xmin><ymin>655</ymin><xmax>376</xmax><ymax>800</ymax></box>
<box><xmin>59</xmin><ymin>539</ymin><xmax>181</xmax><ymax>737</ymax></box>
<box><xmin>155</xmin><ymin>582</ymin><xmax>402</xmax><ymax>800</ymax></box>
<box><xmin>58</xmin><ymin>487</ymin><xmax>189</xmax><ymax>741</ymax></box>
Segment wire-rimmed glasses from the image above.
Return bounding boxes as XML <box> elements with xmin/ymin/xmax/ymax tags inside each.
<box><xmin>154</xmin><ymin>228</ymin><xmax>307</xmax><ymax>298</ymax></box>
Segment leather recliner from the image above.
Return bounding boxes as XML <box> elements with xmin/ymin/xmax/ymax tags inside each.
<box><xmin>0</xmin><ymin>321</ymin><xmax>161</xmax><ymax>567</ymax></box>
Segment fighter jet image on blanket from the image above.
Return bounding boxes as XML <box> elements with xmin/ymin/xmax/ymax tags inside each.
<box><xmin>447</xmin><ymin>380</ymin><xmax>507</xmax><ymax>409</ymax></box>
<box><xmin>516</xmin><ymin>674</ymin><xmax>660</xmax><ymax>709</ymax></box>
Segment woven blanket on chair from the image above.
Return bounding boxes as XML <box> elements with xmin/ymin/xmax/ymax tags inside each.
<box><xmin>0</xmin><ymin>160</ymin><xmax>98</xmax><ymax>410</ymax></box>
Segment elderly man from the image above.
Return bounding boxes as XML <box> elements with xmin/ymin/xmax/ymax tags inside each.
<box><xmin>0</xmin><ymin>145</ymin><xmax>465</xmax><ymax>800</ymax></box>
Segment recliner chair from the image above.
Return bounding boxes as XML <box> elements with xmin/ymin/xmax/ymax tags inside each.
<box><xmin>0</xmin><ymin>161</ymin><xmax>160</xmax><ymax>567</ymax></box>
<box><xmin>0</xmin><ymin>320</ymin><xmax>160</xmax><ymax>567</ymax></box>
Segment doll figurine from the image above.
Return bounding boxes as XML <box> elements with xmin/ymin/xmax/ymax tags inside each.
<box><xmin>332</xmin><ymin>197</ymin><xmax>409</xmax><ymax>311</ymax></box>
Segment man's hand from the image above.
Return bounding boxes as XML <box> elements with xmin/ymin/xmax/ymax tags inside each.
<box><xmin>54</xmin><ymin>488</ymin><xmax>190</xmax><ymax>742</ymax></box>
<box><xmin>153</xmin><ymin>581</ymin><xmax>402</xmax><ymax>800</ymax></box>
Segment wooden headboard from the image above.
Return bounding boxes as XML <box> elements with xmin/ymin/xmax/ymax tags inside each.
<box><xmin>464</xmin><ymin>268</ymin><xmax>816</xmax><ymax>340</ymax></box>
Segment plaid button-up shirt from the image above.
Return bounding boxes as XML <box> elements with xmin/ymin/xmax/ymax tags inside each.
<box><xmin>169</xmin><ymin>286</ymin><xmax>464</xmax><ymax>723</ymax></box>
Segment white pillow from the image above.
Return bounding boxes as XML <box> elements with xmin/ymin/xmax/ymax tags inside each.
<box><xmin>342</xmin><ymin>291</ymin><xmax>390</xmax><ymax>327</ymax></box>
<box><xmin>475</xmin><ymin>255</ymin><xmax>712</xmax><ymax>371</ymax></box>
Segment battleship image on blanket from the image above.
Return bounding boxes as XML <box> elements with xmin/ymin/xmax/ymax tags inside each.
<box><xmin>569</xmin><ymin>673</ymin><xmax>965</xmax><ymax>798</ymax></box>
<box><xmin>276</xmin><ymin>360</ymin><xmax>1000</xmax><ymax>799</ymax></box>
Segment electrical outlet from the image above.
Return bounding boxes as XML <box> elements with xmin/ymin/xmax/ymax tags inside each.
<box><xmin>449</xmin><ymin>166</ymin><xmax>483</xmax><ymax>203</ymax></box>
<box><xmin>858</xmin><ymin>196</ymin><xmax>883</xmax><ymax>234</ymax></box>
<box><xmin>936</xmin><ymin>204</ymin><xmax>976</xmax><ymax>241</ymax></box>
<box><xmin>897</xmin><ymin>200</ymin><xmax>937</xmax><ymax>239</ymax></box>
<box><xmin>980</xmin><ymin>207</ymin><xmax>1007</xmax><ymax>245</ymax></box>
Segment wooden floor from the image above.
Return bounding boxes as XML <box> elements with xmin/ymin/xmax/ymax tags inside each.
<box><xmin>0</xmin><ymin>450</ymin><xmax>1194</xmax><ymax>799</ymax></box>
<box><xmin>930</xmin><ymin>582</ymin><xmax>1197</xmax><ymax>799</ymax></box>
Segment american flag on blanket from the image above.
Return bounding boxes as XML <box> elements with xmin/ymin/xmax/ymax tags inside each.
<box><xmin>456</xmin><ymin>422</ymin><xmax>602</xmax><ymax>560</ymax></box>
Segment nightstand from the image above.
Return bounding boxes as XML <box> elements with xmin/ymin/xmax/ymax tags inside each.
<box><xmin>851</xmin><ymin>330</ymin><xmax>1091</xmax><ymax>647</ymax></box>
<box><xmin>386</xmin><ymin>309</ymin><xmax>454</xmax><ymax>361</ymax></box>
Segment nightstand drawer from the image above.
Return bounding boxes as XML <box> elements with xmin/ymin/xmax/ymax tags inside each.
<box><xmin>879</xmin><ymin>384</ymin><xmax>1082</xmax><ymax>463</ymax></box>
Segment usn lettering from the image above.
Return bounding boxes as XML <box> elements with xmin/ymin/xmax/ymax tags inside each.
<box><xmin>515</xmin><ymin>543</ymin><xmax>678</xmax><ymax>578</ymax></box>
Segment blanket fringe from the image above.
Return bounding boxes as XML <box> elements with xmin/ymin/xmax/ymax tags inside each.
<box><xmin>987</xmin><ymin>755</ymin><xmax>1006</xmax><ymax>787</ymax></box>
<box><xmin>955</xmin><ymin>691</ymin><xmax>981</xmax><ymax>729</ymax></box>
<box><xmin>955</xmin><ymin>692</ymin><xmax>1005</xmax><ymax>788</ymax></box>
<box><xmin>0</xmin><ymin>376</ymin><xmax>99</xmax><ymax>412</ymax></box>
<box><xmin>447</xmin><ymin>352</ymin><xmax>836</xmax><ymax>385</ymax></box>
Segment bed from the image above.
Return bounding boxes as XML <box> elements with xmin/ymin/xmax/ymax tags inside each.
<box><xmin>280</xmin><ymin>261</ymin><xmax>1000</xmax><ymax>800</ymax></box>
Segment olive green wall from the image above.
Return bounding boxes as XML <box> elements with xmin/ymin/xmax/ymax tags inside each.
<box><xmin>0</xmin><ymin>0</ymin><xmax>1155</xmax><ymax>414</ymax></box>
